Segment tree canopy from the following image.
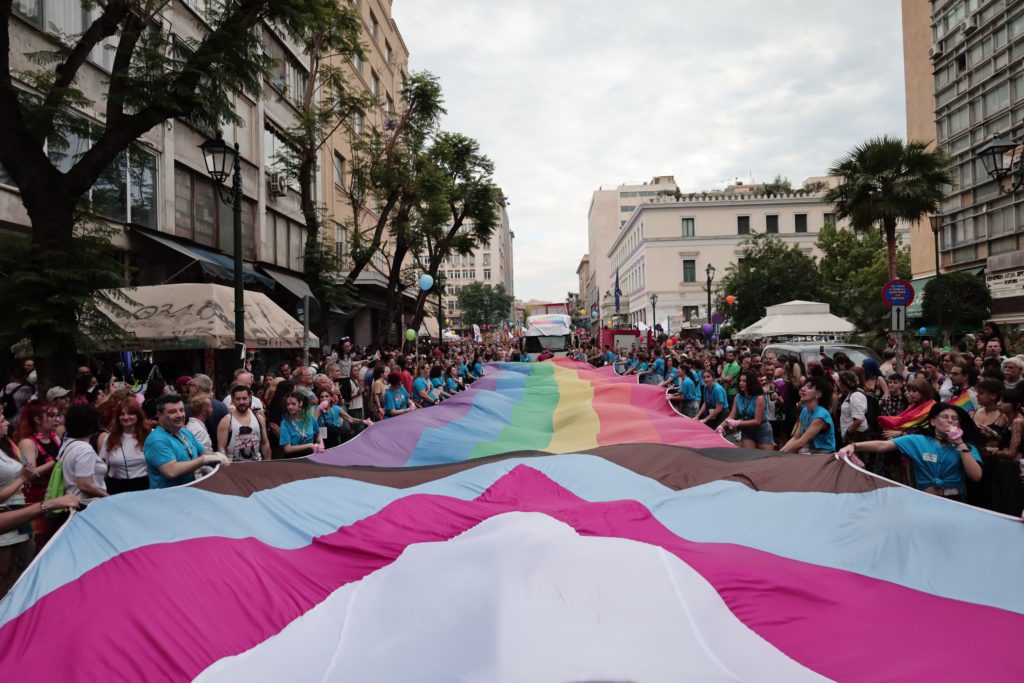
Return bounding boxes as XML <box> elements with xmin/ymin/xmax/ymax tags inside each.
<box><xmin>922</xmin><ymin>272</ymin><xmax>991</xmax><ymax>336</ymax></box>
<box><xmin>457</xmin><ymin>283</ymin><xmax>514</xmax><ymax>328</ymax></box>
<box><xmin>717</xmin><ymin>233</ymin><xmax>823</xmax><ymax>330</ymax></box>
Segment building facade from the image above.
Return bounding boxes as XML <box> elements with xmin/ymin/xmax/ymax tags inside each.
<box><xmin>605</xmin><ymin>192</ymin><xmax>850</xmax><ymax>327</ymax></box>
<box><xmin>903</xmin><ymin>0</ymin><xmax>1024</xmax><ymax>323</ymax></box>
<box><xmin>0</xmin><ymin>0</ymin><xmax>415</xmax><ymax>351</ymax></box>
<box><xmin>438</xmin><ymin>198</ymin><xmax>515</xmax><ymax>332</ymax></box>
<box><xmin>586</xmin><ymin>176</ymin><xmax>679</xmax><ymax>316</ymax></box>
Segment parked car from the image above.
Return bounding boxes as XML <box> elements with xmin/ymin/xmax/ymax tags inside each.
<box><xmin>761</xmin><ymin>343</ymin><xmax>882</xmax><ymax>369</ymax></box>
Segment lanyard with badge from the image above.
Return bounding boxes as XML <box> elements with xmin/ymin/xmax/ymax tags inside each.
<box><xmin>176</xmin><ymin>431</ymin><xmax>195</xmax><ymax>460</ymax></box>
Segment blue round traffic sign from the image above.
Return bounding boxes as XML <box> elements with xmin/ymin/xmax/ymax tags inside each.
<box><xmin>881</xmin><ymin>279</ymin><xmax>915</xmax><ymax>307</ymax></box>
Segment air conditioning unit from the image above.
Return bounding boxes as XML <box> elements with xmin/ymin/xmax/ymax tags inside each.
<box><xmin>929</xmin><ymin>42</ymin><xmax>944</xmax><ymax>59</ymax></box>
<box><xmin>963</xmin><ymin>16</ymin><xmax>979</xmax><ymax>35</ymax></box>
<box><xmin>267</xmin><ymin>172</ymin><xmax>287</xmax><ymax>198</ymax></box>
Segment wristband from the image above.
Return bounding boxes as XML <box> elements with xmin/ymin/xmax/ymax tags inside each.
<box><xmin>39</xmin><ymin>501</ymin><xmax>47</xmax><ymax>513</ymax></box>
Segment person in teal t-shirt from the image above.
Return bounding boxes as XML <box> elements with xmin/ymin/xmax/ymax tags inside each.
<box><xmin>781</xmin><ymin>377</ymin><xmax>835</xmax><ymax>453</ymax></box>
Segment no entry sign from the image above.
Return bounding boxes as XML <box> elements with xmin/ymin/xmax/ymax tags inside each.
<box><xmin>881</xmin><ymin>279</ymin><xmax>915</xmax><ymax>308</ymax></box>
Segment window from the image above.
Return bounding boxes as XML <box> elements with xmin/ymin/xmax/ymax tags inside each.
<box><xmin>682</xmin><ymin>259</ymin><xmax>696</xmax><ymax>283</ymax></box>
<box><xmin>823</xmin><ymin>212</ymin><xmax>834</xmax><ymax>227</ymax></box>
<box><xmin>385</xmin><ymin>41</ymin><xmax>393</xmax><ymax>64</ymax></box>
<box><xmin>483</xmin><ymin>253</ymin><xmax>491</xmax><ymax>266</ymax></box>
<box><xmin>385</xmin><ymin>94</ymin><xmax>394</xmax><ymax>113</ymax></box>
<box><xmin>483</xmin><ymin>268</ymin><xmax>491</xmax><ymax>280</ymax></box>
<box><xmin>352</xmin><ymin>52</ymin><xmax>362</xmax><ymax>75</ymax></box>
<box><xmin>683</xmin><ymin>305</ymin><xmax>700</xmax><ymax>321</ymax></box>
<box><xmin>795</xmin><ymin>213</ymin><xmax>808</xmax><ymax>233</ymax></box>
<box><xmin>265</xmin><ymin>35</ymin><xmax>307</xmax><ymax>103</ymax></box>
<box><xmin>266</xmin><ymin>211</ymin><xmax>307</xmax><ymax>270</ymax></box>
<box><xmin>371</xmin><ymin>70</ymin><xmax>380</xmax><ymax>98</ymax></box>
<box><xmin>354</xmin><ymin>112</ymin><xmax>363</xmax><ymax>135</ymax></box>
<box><xmin>766</xmin><ymin>215</ymin><xmax>779</xmax><ymax>233</ymax></box>
<box><xmin>221</xmin><ymin>94</ymin><xmax>255</xmax><ymax>160</ymax></box>
<box><xmin>681</xmin><ymin>217</ymin><xmax>694</xmax><ymax>237</ymax></box>
<box><xmin>333</xmin><ymin>153</ymin><xmax>345</xmax><ymax>188</ymax></box>
<box><xmin>175</xmin><ymin>165</ymin><xmax>256</xmax><ymax>258</ymax></box>
<box><xmin>370</xmin><ymin>12</ymin><xmax>379</xmax><ymax>40</ymax></box>
<box><xmin>737</xmin><ymin>216</ymin><xmax>750</xmax><ymax>235</ymax></box>
<box><xmin>13</xmin><ymin>1</ymin><xmax>85</xmax><ymax>34</ymax></box>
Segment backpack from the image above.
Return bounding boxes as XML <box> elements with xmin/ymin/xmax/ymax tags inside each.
<box><xmin>1</xmin><ymin>383</ymin><xmax>27</xmax><ymax>420</ymax></box>
<box><xmin>855</xmin><ymin>389</ymin><xmax>882</xmax><ymax>436</ymax></box>
<box><xmin>43</xmin><ymin>441</ymin><xmax>69</xmax><ymax>520</ymax></box>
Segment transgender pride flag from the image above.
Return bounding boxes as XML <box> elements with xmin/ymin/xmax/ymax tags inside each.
<box><xmin>1</xmin><ymin>359</ymin><xmax>1021</xmax><ymax>681</ymax></box>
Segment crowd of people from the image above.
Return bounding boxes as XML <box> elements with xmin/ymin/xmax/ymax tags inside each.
<box><xmin>0</xmin><ymin>323</ymin><xmax>1021</xmax><ymax>596</ymax></box>
<box><xmin>574</xmin><ymin>321</ymin><xmax>1024</xmax><ymax>518</ymax></box>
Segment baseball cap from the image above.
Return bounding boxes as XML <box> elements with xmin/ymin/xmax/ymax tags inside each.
<box><xmin>46</xmin><ymin>386</ymin><xmax>70</xmax><ymax>401</ymax></box>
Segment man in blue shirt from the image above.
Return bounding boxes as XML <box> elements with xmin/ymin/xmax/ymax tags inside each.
<box><xmin>144</xmin><ymin>394</ymin><xmax>230</xmax><ymax>489</ymax></box>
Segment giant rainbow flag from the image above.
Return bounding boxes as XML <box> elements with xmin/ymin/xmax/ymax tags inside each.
<box><xmin>1</xmin><ymin>358</ymin><xmax>1021</xmax><ymax>681</ymax></box>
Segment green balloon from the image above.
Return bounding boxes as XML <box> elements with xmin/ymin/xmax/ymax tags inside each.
<box><xmin>405</xmin><ymin>328</ymin><xmax>416</xmax><ymax>341</ymax></box>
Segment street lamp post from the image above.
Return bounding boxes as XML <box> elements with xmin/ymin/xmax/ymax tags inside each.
<box><xmin>200</xmin><ymin>136</ymin><xmax>244</xmax><ymax>358</ymax></box>
<box><xmin>649</xmin><ymin>292</ymin><xmax>658</xmax><ymax>333</ymax></box>
<box><xmin>976</xmin><ymin>135</ymin><xmax>1024</xmax><ymax>193</ymax></box>
<box><xmin>929</xmin><ymin>214</ymin><xmax>943</xmax><ymax>344</ymax></box>
<box><xmin>705</xmin><ymin>263</ymin><xmax>716</xmax><ymax>323</ymax></box>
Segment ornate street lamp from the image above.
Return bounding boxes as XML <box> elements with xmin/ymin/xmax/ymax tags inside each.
<box><xmin>705</xmin><ymin>263</ymin><xmax>716</xmax><ymax>324</ymax></box>
<box><xmin>648</xmin><ymin>292</ymin><xmax>658</xmax><ymax>331</ymax></box>
<box><xmin>200</xmin><ymin>136</ymin><xmax>244</xmax><ymax>356</ymax></box>
<box><xmin>976</xmin><ymin>135</ymin><xmax>1022</xmax><ymax>193</ymax></box>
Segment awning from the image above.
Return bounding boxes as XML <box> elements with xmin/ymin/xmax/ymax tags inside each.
<box><xmin>259</xmin><ymin>265</ymin><xmax>315</xmax><ymax>300</ymax></box>
<box><xmin>96</xmin><ymin>282</ymin><xmax>318</xmax><ymax>351</ymax></box>
<box><xmin>132</xmin><ymin>228</ymin><xmax>275</xmax><ymax>289</ymax></box>
<box><xmin>733</xmin><ymin>300</ymin><xmax>854</xmax><ymax>340</ymax></box>
<box><xmin>907</xmin><ymin>266</ymin><xmax>984</xmax><ymax>318</ymax></box>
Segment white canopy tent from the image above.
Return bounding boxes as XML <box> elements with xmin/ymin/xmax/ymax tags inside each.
<box><xmin>733</xmin><ymin>300</ymin><xmax>855</xmax><ymax>340</ymax></box>
<box><xmin>96</xmin><ymin>283</ymin><xmax>318</xmax><ymax>351</ymax></box>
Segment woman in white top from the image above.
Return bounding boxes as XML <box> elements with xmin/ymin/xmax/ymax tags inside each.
<box><xmin>61</xmin><ymin>406</ymin><xmax>108</xmax><ymax>506</ymax></box>
<box><xmin>97</xmin><ymin>399</ymin><xmax>151</xmax><ymax>494</ymax></box>
<box><xmin>838</xmin><ymin>371</ymin><xmax>870</xmax><ymax>447</ymax></box>
<box><xmin>0</xmin><ymin>413</ymin><xmax>34</xmax><ymax>597</ymax></box>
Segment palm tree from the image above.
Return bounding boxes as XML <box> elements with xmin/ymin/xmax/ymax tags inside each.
<box><xmin>825</xmin><ymin>136</ymin><xmax>950</xmax><ymax>280</ymax></box>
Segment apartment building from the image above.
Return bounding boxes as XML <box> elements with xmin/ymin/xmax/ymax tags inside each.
<box><xmin>604</xmin><ymin>192</ymin><xmax>850</xmax><ymax>327</ymax></box>
<box><xmin>438</xmin><ymin>197</ymin><xmax>515</xmax><ymax>332</ymax></box>
<box><xmin>903</xmin><ymin>0</ymin><xmax>1024</xmax><ymax>323</ymax></box>
<box><xmin>0</xmin><ymin>0</ymin><xmax>420</xmax><ymax>350</ymax></box>
<box><xmin>586</xmin><ymin>176</ymin><xmax>679</xmax><ymax>315</ymax></box>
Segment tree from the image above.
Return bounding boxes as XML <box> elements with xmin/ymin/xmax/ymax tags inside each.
<box><xmin>407</xmin><ymin>133</ymin><xmax>500</xmax><ymax>335</ymax></box>
<box><xmin>825</xmin><ymin>136</ymin><xmax>950</xmax><ymax>280</ymax></box>
<box><xmin>716</xmin><ymin>233</ymin><xmax>823</xmax><ymax>330</ymax></box>
<box><xmin>457</xmin><ymin>282</ymin><xmax>514</xmax><ymax>328</ymax></box>
<box><xmin>922</xmin><ymin>272</ymin><xmax>991</xmax><ymax>339</ymax></box>
<box><xmin>0</xmin><ymin>0</ymin><xmax>339</xmax><ymax>389</ymax></box>
<box><xmin>816</xmin><ymin>222</ymin><xmax>910</xmax><ymax>337</ymax></box>
<box><xmin>762</xmin><ymin>174</ymin><xmax>793</xmax><ymax>195</ymax></box>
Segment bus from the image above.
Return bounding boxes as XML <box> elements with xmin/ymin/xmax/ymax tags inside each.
<box><xmin>522</xmin><ymin>314</ymin><xmax>574</xmax><ymax>360</ymax></box>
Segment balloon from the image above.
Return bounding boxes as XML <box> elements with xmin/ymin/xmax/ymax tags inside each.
<box><xmin>725</xmin><ymin>295</ymin><xmax>735</xmax><ymax>305</ymax></box>
<box><xmin>701</xmin><ymin>323</ymin><xmax>714</xmax><ymax>336</ymax></box>
<box><xmin>419</xmin><ymin>274</ymin><xmax>434</xmax><ymax>291</ymax></box>
<box><xmin>591</xmin><ymin>311</ymin><xmax>598</xmax><ymax>319</ymax></box>
<box><xmin>405</xmin><ymin>328</ymin><xmax>416</xmax><ymax>341</ymax></box>
<box><xmin>579</xmin><ymin>308</ymin><xmax>586</xmax><ymax>316</ymax></box>
<box><xmin>666</xmin><ymin>338</ymin><xmax>675</xmax><ymax>347</ymax></box>
<box><xmin>605</xmin><ymin>320</ymin><xmax>612</xmax><ymax>327</ymax></box>
<box><xmin>918</xmin><ymin>326</ymin><xmax>928</xmax><ymax>336</ymax></box>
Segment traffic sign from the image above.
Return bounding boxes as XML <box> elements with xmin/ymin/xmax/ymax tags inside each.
<box><xmin>890</xmin><ymin>305</ymin><xmax>906</xmax><ymax>332</ymax></box>
<box><xmin>882</xmin><ymin>279</ymin><xmax>915</xmax><ymax>308</ymax></box>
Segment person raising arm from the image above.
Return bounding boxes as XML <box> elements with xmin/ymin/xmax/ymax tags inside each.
<box><xmin>780</xmin><ymin>377</ymin><xmax>836</xmax><ymax>454</ymax></box>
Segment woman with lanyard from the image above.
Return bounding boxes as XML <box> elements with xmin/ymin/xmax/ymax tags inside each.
<box><xmin>279</xmin><ymin>392</ymin><xmax>324</xmax><ymax>457</ymax></box>
<box><xmin>412</xmin><ymin>364</ymin><xmax>436</xmax><ymax>408</ymax></box>
<box><xmin>383</xmin><ymin>373</ymin><xmax>416</xmax><ymax>418</ymax></box>
<box><xmin>445</xmin><ymin>365</ymin><xmax>463</xmax><ymax>395</ymax></box>
<box><xmin>718</xmin><ymin>371</ymin><xmax>773</xmax><ymax>450</ymax></box>
<box><xmin>97</xmin><ymin>398</ymin><xmax>151</xmax><ymax>494</ymax></box>
<box><xmin>780</xmin><ymin>376</ymin><xmax>836</xmax><ymax>454</ymax></box>
<box><xmin>14</xmin><ymin>400</ymin><xmax>61</xmax><ymax>549</ymax></box>
<box><xmin>838</xmin><ymin>403</ymin><xmax>983</xmax><ymax>502</ymax></box>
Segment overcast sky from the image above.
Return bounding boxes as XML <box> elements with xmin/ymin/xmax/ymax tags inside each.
<box><xmin>392</xmin><ymin>1</ymin><xmax>907</xmax><ymax>302</ymax></box>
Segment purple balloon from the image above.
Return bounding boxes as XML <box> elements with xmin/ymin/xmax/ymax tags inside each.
<box><xmin>701</xmin><ymin>323</ymin><xmax>714</xmax><ymax>335</ymax></box>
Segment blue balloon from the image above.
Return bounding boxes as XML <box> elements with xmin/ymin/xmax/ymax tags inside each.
<box><xmin>918</xmin><ymin>326</ymin><xmax>928</xmax><ymax>336</ymax></box>
<box><xmin>591</xmin><ymin>311</ymin><xmax>598</xmax><ymax>319</ymax></box>
<box><xmin>419</xmin><ymin>274</ymin><xmax>434</xmax><ymax>291</ymax></box>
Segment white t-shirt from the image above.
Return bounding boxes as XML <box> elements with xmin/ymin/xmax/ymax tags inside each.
<box><xmin>840</xmin><ymin>391</ymin><xmax>869</xmax><ymax>436</ymax></box>
<box><xmin>99</xmin><ymin>433</ymin><xmax>148</xmax><ymax>480</ymax></box>
<box><xmin>62</xmin><ymin>440</ymin><xmax>108</xmax><ymax>503</ymax></box>
<box><xmin>186</xmin><ymin>418</ymin><xmax>213</xmax><ymax>452</ymax></box>
<box><xmin>0</xmin><ymin>450</ymin><xmax>28</xmax><ymax>546</ymax></box>
<box><xmin>222</xmin><ymin>394</ymin><xmax>265</xmax><ymax>413</ymax></box>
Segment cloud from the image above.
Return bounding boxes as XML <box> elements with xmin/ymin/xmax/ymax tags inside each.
<box><xmin>392</xmin><ymin>0</ymin><xmax>906</xmax><ymax>301</ymax></box>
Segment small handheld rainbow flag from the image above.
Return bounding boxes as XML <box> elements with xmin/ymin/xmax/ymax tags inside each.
<box><xmin>878</xmin><ymin>400</ymin><xmax>935</xmax><ymax>433</ymax></box>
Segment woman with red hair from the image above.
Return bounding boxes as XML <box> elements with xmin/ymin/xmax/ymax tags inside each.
<box><xmin>15</xmin><ymin>400</ymin><xmax>61</xmax><ymax>548</ymax></box>
<box><xmin>97</xmin><ymin>399</ymin><xmax>151</xmax><ymax>494</ymax></box>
